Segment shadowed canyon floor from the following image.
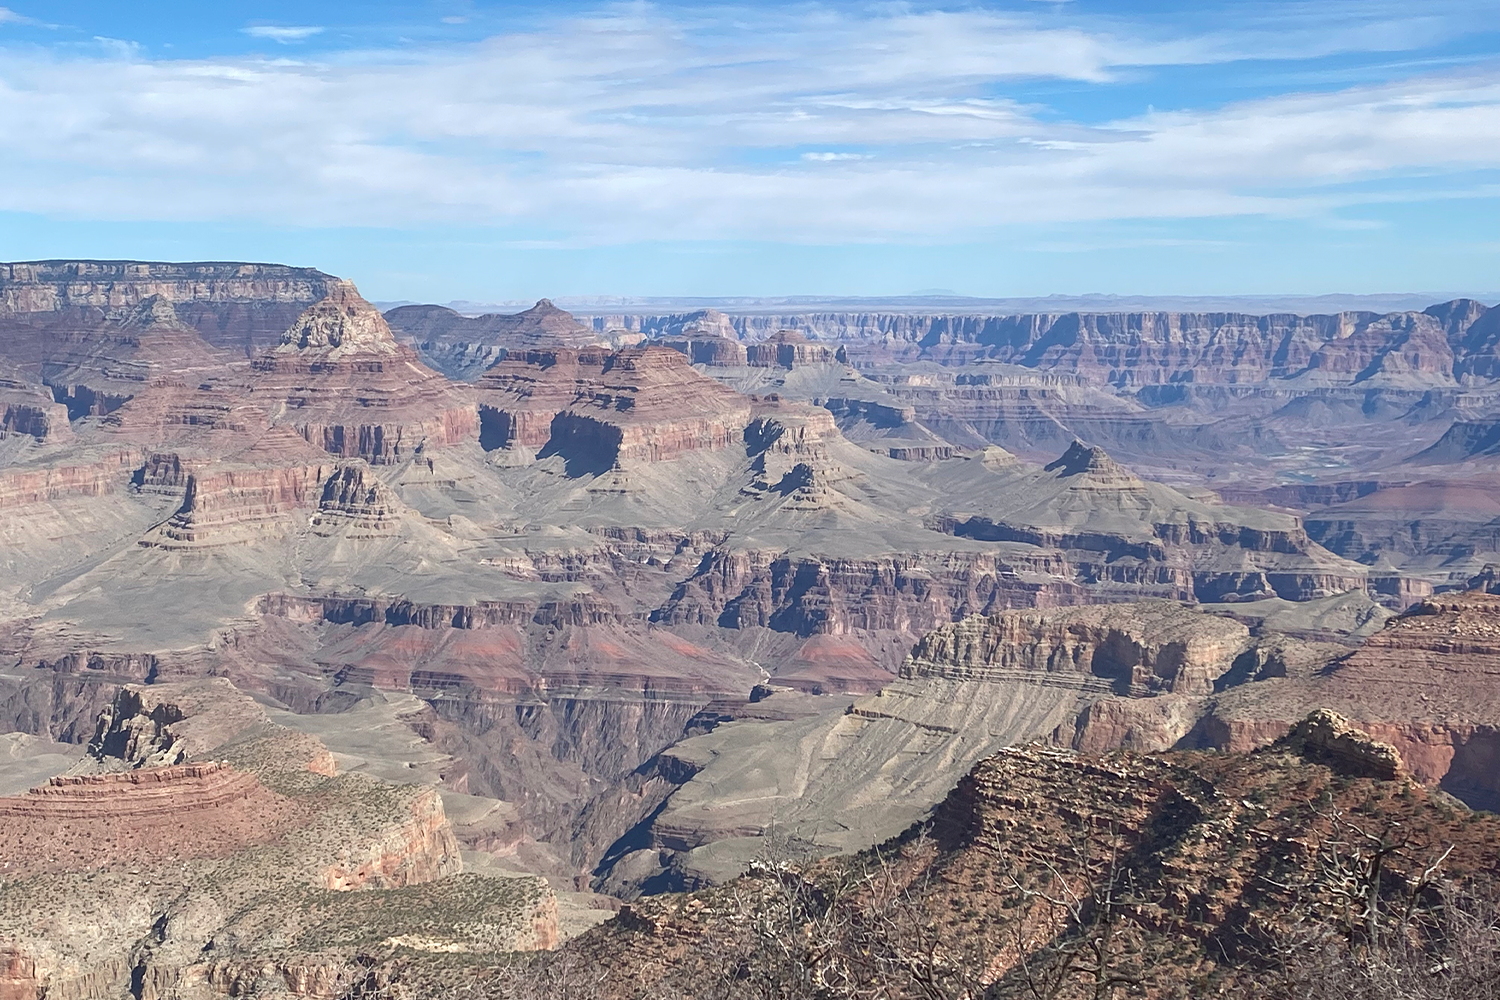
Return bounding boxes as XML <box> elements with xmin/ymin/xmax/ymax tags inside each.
<box><xmin>3</xmin><ymin>262</ymin><xmax>1500</xmax><ymax>995</ymax></box>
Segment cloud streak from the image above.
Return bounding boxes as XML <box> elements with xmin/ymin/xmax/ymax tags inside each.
<box><xmin>0</xmin><ymin>3</ymin><xmax>1494</xmax><ymax>243</ymax></box>
<box><xmin>242</xmin><ymin>25</ymin><xmax>324</xmax><ymax>43</ymax></box>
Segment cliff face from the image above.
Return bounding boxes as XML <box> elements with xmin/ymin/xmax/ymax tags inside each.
<box><xmin>745</xmin><ymin>330</ymin><xmax>841</xmax><ymax>368</ymax></box>
<box><xmin>904</xmin><ymin>602</ymin><xmax>1250</xmax><ymax>696</ymax></box>
<box><xmin>249</xmin><ymin>281</ymin><xmax>478</xmax><ymax>464</ymax></box>
<box><xmin>654</xmin><ymin>546</ymin><xmax>1086</xmax><ymax>637</ymax></box>
<box><xmin>144</xmin><ymin>458</ymin><xmax>331</xmax><ymax>548</ymax></box>
<box><xmin>0</xmin><ymin>367</ymin><xmax>70</xmax><ymax>443</ymax></box>
<box><xmin>586</xmin><ymin>301</ymin><xmax>1494</xmax><ymax>385</ymax></box>
<box><xmin>0</xmin><ymin>681</ymin><xmax>556</xmax><ymax>1000</ymax></box>
<box><xmin>0</xmin><ymin>260</ymin><xmax>337</xmax><ymax>358</ymax></box>
<box><xmin>386</xmin><ymin>299</ymin><xmax>603</xmax><ymax>380</ymax></box>
<box><xmin>475</xmin><ymin>346</ymin><xmax>753</xmax><ymax>466</ymax></box>
<box><xmin>657</xmin><ymin>335</ymin><xmax>747</xmax><ymax>366</ymax></box>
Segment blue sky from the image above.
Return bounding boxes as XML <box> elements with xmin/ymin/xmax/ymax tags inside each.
<box><xmin>0</xmin><ymin>1</ymin><xmax>1497</xmax><ymax>302</ymax></box>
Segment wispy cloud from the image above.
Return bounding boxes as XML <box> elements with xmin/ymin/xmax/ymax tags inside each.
<box><xmin>0</xmin><ymin>4</ymin><xmax>1494</xmax><ymax>243</ymax></box>
<box><xmin>242</xmin><ymin>25</ymin><xmax>323</xmax><ymax>43</ymax></box>
<box><xmin>0</xmin><ymin>6</ymin><xmax>35</xmax><ymax>25</ymax></box>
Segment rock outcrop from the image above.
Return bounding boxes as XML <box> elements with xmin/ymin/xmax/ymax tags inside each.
<box><xmin>746</xmin><ymin>330</ymin><xmax>841</xmax><ymax>368</ymax></box>
<box><xmin>657</xmin><ymin>334</ymin><xmax>748</xmax><ymax>367</ymax></box>
<box><xmin>140</xmin><ymin>431</ymin><xmax>333</xmax><ymax>548</ymax></box>
<box><xmin>248</xmin><ymin>281</ymin><xmax>478</xmax><ymax>464</ymax></box>
<box><xmin>567</xmin><ymin>734</ymin><xmax>1500</xmax><ymax>1000</ymax></box>
<box><xmin>1273</xmin><ymin>708</ymin><xmax>1405</xmax><ymax>779</ymax></box>
<box><xmin>904</xmin><ymin>601</ymin><xmax>1251</xmax><ymax>696</ymax></box>
<box><xmin>386</xmin><ymin>299</ymin><xmax>604</xmax><ymax>380</ymax></box>
<box><xmin>0</xmin><ymin>681</ymin><xmax>557</xmax><ymax>1000</ymax></box>
<box><xmin>0</xmin><ymin>367</ymin><xmax>69</xmax><ymax>443</ymax></box>
<box><xmin>0</xmin><ymin>259</ymin><xmax>336</xmax><ymax>358</ymax></box>
<box><xmin>475</xmin><ymin>346</ymin><xmax>753</xmax><ymax>466</ymax></box>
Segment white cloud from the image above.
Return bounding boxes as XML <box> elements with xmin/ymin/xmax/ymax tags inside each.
<box><xmin>242</xmin><ymin>25</ymin><xmax>324</xmax><ymax>43</ymax></box>
<box><xmin>0</xmin><ymin>5</ymin><xmax>1494</xmax><ymax>242</ymax></box>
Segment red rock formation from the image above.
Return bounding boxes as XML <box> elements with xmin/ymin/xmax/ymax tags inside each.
<box><xmin>475</xmin><ymin>345</ymin><xmax>752</xmax><ymax>464</ymax></box>
<box><xmin>248</xmin><ymin>280</ymin><xmax>478</xmax><ymax>464</ymax></box>
<box><xmin>657</xmin><ymin>335</ymin><xmax>748</xmax><ymax>366</ymax></box>
<box><xmin>143</xmin><ymin>446</ymin><xmax>332</xmax><ymax>548</ymax></box>
<box><xmin>0</xmin><ymin>762</ymin><xmax>298</xmax><ymax>878</ymax></box>
<box><xmin>0</xmin><ymin>260</ymin><xmax>336</xmax><ymax>358</ymax></box>
<box><xmin>746</xmin><ymin>330</ymin><xmax>840</xmax><ymax>368</ymax></box>
<box><xmin>0</xmin><ymin>449</ymin><xmax>141</xmax><ymax>505</ymax></box>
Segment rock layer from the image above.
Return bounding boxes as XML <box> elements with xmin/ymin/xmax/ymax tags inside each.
<box><xmin>249</xmin><ymin>281</ymin><xmax>478</xmax><ymax>464</ymax></box>
<box><xmin>475</xmin><ymin>346</ymin><xmax>753</xmax><ymax>465</ymax></box>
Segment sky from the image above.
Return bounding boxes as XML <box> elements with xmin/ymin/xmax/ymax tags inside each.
<box><xmin>0</xmin><ymin>1</ymin><xmax>1497</xmax><ymax>303</ymax></box>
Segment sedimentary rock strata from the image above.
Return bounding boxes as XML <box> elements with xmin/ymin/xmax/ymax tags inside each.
<box><xmin>904</xmin><ymin>601</ymin><xmax>1250</xmax><ymax>695</ymax></box>
<box><xmin>475</xmin><ymin>345</ymin><xmax>753</xmax><ymax>464</ymax></box>
<box><xmin>0</xmin><ymin>260</ymin><xmax>337</xmax><ymax>358</ymax></box>
<box><xmin>5</xmin><ymin>261</ymin><xmax>1497</xmax><ymax>987</ymax></box>
<box><xmin>248</xmin><ymin>280</ymin><xmax>478</xmax><ymax>464</ymax></box>
<box><xmin>0</xmin><ymin>682</ymin><xmax>557</xmax><ymax>999</ymax></box>
<box><xmin>746</xmin><ymin>330</ymin><xmax>842</xmax><ymax>368</ymax></box>
<box><xmin>386</xmin><ymin>298</ymin><xmax>604</xmax><ymax>379</ymax></box>
<box><xmin>565</xmin><ymin>722</ymin><xmax>1500</xmax><ymax>1000</ymax></box>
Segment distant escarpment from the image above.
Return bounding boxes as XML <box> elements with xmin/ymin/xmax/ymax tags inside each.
<box><xmin>386</xmin><ymin>299</ymin><xmax>607</xmax><ymax>380</ymax></box>
<box><xmin>475</xmin><ymin>346</ymin><xmax>753</xmax><ymax>467</ymax></box>
<box><xmin>585</xmin><ymin>300</ymin><xmax>1500</xmax><ymax>385</ymax></box>
<box><xmin>0</xmin><ymin>259</ymin><xmax>337</xmax><ymax>358</ymax></box>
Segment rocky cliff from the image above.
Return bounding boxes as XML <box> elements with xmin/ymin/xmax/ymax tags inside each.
<box><xmin>249</xmin><ymin>281</ymin><xmax>478</xmax><ymax>464</ymax></box>
<box><xmin>745</xmin><ymin>330</ymin><xmax>842</xmax><ymax>368</ymax></box>
<box><xmin>0</xmin><ymin>681</ymin><xmax>557</xmax><ymax>1000</ymax></box>
<box><xmin>475</xmin><ymin>346</ymin><xmax>753</xmax><ymax>466</ymax></box>
<box><xmin>386</xmin><ymin>299</ymin><xmax>605</xmax><ymax>380</ymax></box>
<box><xmin>657</xmin><ymin>334</ymin><xmax>748</xmax><ymax>366</ymax></box>
<box><xmin>0</xmin><ymin>260</ymin><xmax>336</xmax><ymax>358</ymax></box>
<box><xmin>584</xmin><ymin>301</ymin><xmax>1497</xmax><ymax>385</ymax></box>
<box><xmin>904</xmin><ymin>601</ymin><xmax>1250</xmax><ymax>696</ymax></box>
<box><xmin>565</xmin><ymin>723</ymin><xmax>1500</xmax><ymax>1000</ymax></box>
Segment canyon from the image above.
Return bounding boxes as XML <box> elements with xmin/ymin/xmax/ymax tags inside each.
<box><xmin>2</xmin><ymin>261</ymin><xmax>1499</xmax><ymax>994</ymax></box>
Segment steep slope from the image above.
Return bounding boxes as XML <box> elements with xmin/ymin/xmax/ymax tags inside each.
<box><xmin>0</xmin><ymin>259</ymin><xmax>336</xmax><ymax>360</ymax></box>
<box><xmin>596</xmin><ymin>602</ymin><xmax>1261</xmax><ymax>893</ymax></box>
<box><xmin>0</xmin><ymin>680</ymin><xmax>557</xmax><ymax>1000</ymax></box>
<box><xmin>560</xmin><ymin>717</ymin><xmax>1500</xmax><ymax>1000</ymax></box>
<box><xmin>386</xmin><ymin>299</ymin><xmax>606</xmax><ymax>379</ymax></box>
<box><xmin>248</xmin><ymin>280</ymin><xmax>478</xmax><ymax>464</ymax></box>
